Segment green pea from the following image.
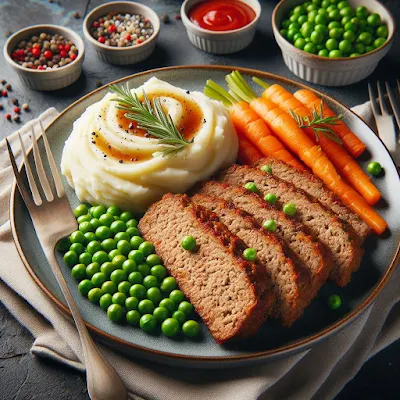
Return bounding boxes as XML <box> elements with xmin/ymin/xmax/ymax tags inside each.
<box><xmin>125</xmin><ymin>296</ymin><xmax>139</xmax><ymax>311</ymax></box>
<box><xmin>328</xmin><ymin>294</ymin><xmax>342</xmax><ymax>310</ymax></box>
<box><xmin>169</xmin><ymin>290</ymin><xmax>185</xmax><ymax>304</ymax></box>
<box><xmin>343</xmin><ymin>30</ymin><xmax>356</xmax><ymax>42</ymax></box>
<box><xmin>365</xmin><ymin>45</ymin><xmax>374</xmax><ymax>53</ymax></box>
<box><xmin>107</xmin><ymin>304</ymin><xmax>125</xmax><ymax>322</ymax></box>
<box><xmin>367</xmin><ymin>13</ymin><xmax>380</xmax><ymax>27</ymax></box>
<box><xmin>92</xmin><ymin>250</ymin><xmax>109</xmax><ymax>265</ymax></box>
<box><xmin>108</xmin><ymin>249</ymin><xmax>121</xmax><ymax>261</ymax></box>
<box><xmin>283</xmin><ymin>203</ymin><xmax>297</xmax><ymax>216</ymax></box>
<box><xmin>119</xmin><ymin>211</ymin><xmax>133</xmax><ymax>223</ymax></box>
<box><xmin>78</xmin><ymin>279</ymin><xmax>94</xmax><ymax>296</ymax></box>
<box><xmin>374</xmin><ymin>37</ymin><xmax>386</xmax><ymax>48</ymax></box>
<box><xmin>376</xmin><ymin>25</ymin><xmax>388</xmax><ymax>39</ymax></box>
<box><xmin>328</xmin><ymin>9</ymin><xmax>341</xmax><ymax>21</ymax></box>
<box><xmin>138</xmin><ymin>299</ymin><xmax>155</xmax><ymax>314</ymax></box>
<box><xmin>92</xmin><ymin>205</ymin><xmax>107</xmax><ymax>219</ymax></box>
<box><xmin>112</xmin><ymin>292</ymin><xmax>126</xmax><ymax>306</ymax></box>
<box><xmin>280</xmin><ymin>29</ymin><xmax>289</xmax><ymax>39</ymax></box>
<box><xmin>142</xmin><ymin>275</ymin><xmax>157</xmax><ymax>289</ymax></box>
<box><xmin>98</xmin><ymin>213</ymin><xmax>114</xmax><ymax>227</ymax></box>
<box><xmin>79</xmin><ymin>221</ymin><xmax>93</xmax><ymax>234</ymax></box>
<box><xmin>244</xmin><ymin>182</ymin><xmax>258</xmax><ymax>193</ymax></box>
<box><xmin>182</xmin><ymin>320</ymin><xmax>200</xmax><ymax>338</ymax></box>
<box><xmin>341</xmin><ymin>16</ymin><xmax>351</xmax><ymax>26</ymax></box>
<box><xmin>56</xmin><ymin>237</ymin><xmax>71</xmax><ymax>252</ymax></box>
<box><xmin>364</xmin><ymin>25</ymin><xmax>375</xmax><ymax>35</ymax></box>
<box><xmin>310</xmin><ymin>30</ymin><xmax>324</xmax><ymax>44</ymax></box>
<box><xmin>151</xmin><ymin>265</ymin><xmax>167</xmax><ymax>281</ymax></box>
<box><xmin>88</xmin><ymin>288</ymin><xmax>103</xmax><ymax>303</ymax></box>
<box><xmin>243</xmin><ymin>247</ymin><xmax>257</xmax><ymax>261</ymax></box>
<box><xmin>172</xmin><ymin>310</ymin><xmax>186</xmax><ymax>326</ymax></box>
<box><xmin>95</xmin><ymin>226</ymin><xmax>112</xmax><ymax>240</ymax></box>
<box><xmin>329</xmin><ymin>28</ymin><xmax>343</xmax><ymax>40</ymax></box>
<box><xmin>64</xmin><ymin>250</ymin><xmax>78</xmax><ymax>267</ymax></box>
<box><xmin>140</xmin><ymin>314</ymin><xmax>157</xmax><ymax>332</ymax></box>
<box><xmin>100</xmin><ymin>238</ymin><xmax>116</xmax><ymax>252</ymax></box>
<box><xmin>126</xmin><ymin>310</ymin><xmax>141</xmax><ymax>326</ymax></box>
<box><xmin>122</xmin><ymin>259</ymin><xmax>137</xmax><ymax>274</ymax></box>
<box><xmin>71</xmin><ymin>264</ymin><xmax>86</xmax><ymax>280</ymax></box>
<box><xmin>340</xmin><ymin>7</ymin><xmax>354</xmax><ymax>18</ymax></box>
<box><xmin>117</xmin><ymin>240</ymin><xmax>132</xmax><ymax>256</ymax></box>
<box><xmin>263</xmin><ymin>219</ymin><xmax>277</xmax><ymax>232</ymax></box>
<box><xmin>86</xmin><ymin>262</ymin><xmax>100</xmax><ymax>279</ymax></box>
<box><xmin>328</xmin><ymin>21</ymin><xmax>341</xmax><ymax>29</ymax></box>
<box><xmin>349</xmin><ymin>53</ymin><xmax>360</xmax><ymax>57</ymax></box>
<box><xmin>89</xmin><ymin>218</ymin><xmax>101</xmax><ymax>230</ymax></box>
<box><xmin>356</xmin><ymin>6</ymin><xmax>368</xmax><ymax>19</ymax></box>
<box><xmin>159</xmin><ymin>298</ymin><xmax>175</xmax><ymax>314</ymax></box>
<box><xmin>367</xmin><ymin>161</ymin><xmax>382</xmax><ymax>176</ymax></box>
<box><xmin>162</xmin><ymin>318</ymin><xmax>179</xmax><ymax>337</ymax></box>
<box><xmin>318</xmin><ymin>48</ymin><xmax>329</xmax><ymax>57</ymax></box>
<box><xmin>101</xmin><ymin>280</ymin><xmax>118</xmax><ymax>295</ymax></box>
<box><xmin>358</xmin><ymin>32</ymin><xmax>373</xmax><ymax>45</ymax></box>
<box><xmin>128</xmin><ymin>271</ymin><xmax>143</xmax><ymax>284</ymax></box>
<box><xmin>69</xmin><ymin>243</ymin><xmax>85</xmax><ymax>255</ymax></box>
<box><xmin>99</xmin><ymin>293</ymin><xmax>113</xmax><ymax>311</ymax></box>
<box><xmin>337</xmin><ymin>1</ymin><xmax>348</xmax><ymax>10</ymax></box>
<box><xmin>144</xmin><ymin>255</ymin><xmax>159</xmax><ymax>268</ymax></box>
<box><xmin>113</xmin><ymin>233</ymin><xmax>129</xmax><ymax>244</ymax></box>
<box><xmin>161</xmin><ymin>277</ymin><xmax>177</xmax><ymax>294</ymax></box>
<box><xmin>264</xmin><ymin>193</ymin><xmax>278</xmax><ymax>205</ymax></box>
<box><xmin>110</xmin><ymin>220</ymin><xmax>127</xmax><ymax>234</ymax></box>
<box><xmin>129</xmin><ymin>284</ymin><xmax>146</xmax><ymax>300</ymax></box>
<box><xmin>301</xmin><ymin>25</ymin><xmax>314</xmax><ymax>38</ymax></box>
<box><xmin>329</xmin><ymin>49</ymin><xmax>343</xmax><ymax>58</ymax></box>
<box><xmin>74</xmin><ymin>204</ymin><xmax>88</xmax><ymax>218</ymax></box>
<box><xmin>326</xmin><ymin>4</ymin><xmax>337</xmax><ymax>12</ymax></box>
<box><xmin>293</xmin><ymin>5</ymin><xmax>306</xmax><ymax>15</ymax></box>
<box><xmin>70</xmin><ymin>230</ymin><xmax>85</xmax><ymax>244</ymax></box>
<box><xmin>298</xmin><ymin>15</ymin><xmax>308</xmax><ymax>25</ymax></box>
<box><xmin>110</xmin><ymin>269</ymin><xmax>127</xmax><ymax>285</ymax></box>
<box><xmin>339</xmin><ymin>39</ymin><xmax>352</xmax><ymax>53</ymax></box>
<box><xmin>79</xmin><ymin>252</ymin><xmax>92</xmax><ymax>266</ymax></box>
<box><xmin>314</xmin><ymin>13</ymin><xmax>327</xmax><ymax>25</ymax></box>
<box><xmin>321</xmin><ymin>0</ymin><xmax>330</xmax><ymax>8</ymax></box>
<box><xmin>118</xmin><ymin>281</ymin><xmax>131</xmax><ymax>295</ymax></box>
<box><xmin>178</xmin><ymin>301</ymin><xmax>194</xmax><ymax>316</ymax></box>
<box><xmin>88</xmin><ymin>206</ymin><xmax>96</xmax><ymax>216</ymax></box>
<box><xmin>125</xmin><ymin>228</ymin><xmax>140</xmax><ymax>238</ymax></box>
<box><xmin>101</xmin><ymin>261</ymin><xmax>116</xmax><ymax>277</ymax></box>
<box><xmin>288</xmin><ymin>22</ymin><xmax>300</xmax><ymax>31</ymax></box>
<box><xmin>138</xmin><ymin>263</ymin><xmax>151</xmax><ymax>276</ymax></box>
<box><xmin>281</xmin><ymin>19</ymin><xmax>290</xmax><ymax>29</ymax></box>
<box><xmin>260</xmin><ymin>164</ymin><xmax>272</xmax><ymax>173</ymax></box>
<box><xmin>84</xmin><ymin>232</ymin><xmax>96</xmax><ymax>244</ymax></box>
<box><xmin>153</xmin><ymin>306</ymin><xmax>169</xmax><ymax>323</ymax></box>
<box><xmin>138</xmin><ymin>242</ymin><xmax>155</xmax><ymax>257</ymax></box>
<box><xmin>312</xmin><ymin>0</ymin><xmax>322</xmax><ymax>5</ymax></box>
<box><xmin>107</xmin><ymin>205</ymin><xmax>121</xmax><ymax>216</ymax></box>
<box><xmin>92</xmin><ymin>272</ymin><xmax>107</xmax><ymax>287</ymax></box>
<box><xmin>306</xmin><ymin>3</ymin><xmax>318</xmax><ymax>12</ymax></box>
<box><xmin>354</xmin><ymin>42</ymin><xmax>365</xmax><ymax>54</ymax></box>
<box><xmin>147</xmin><ymin>287</ymin><xmax>162</xmax><ymax>304</ymax></box>
<box><xmin>308</xmin><ymin>10</ymin><xmax>318</xmax><ymax>23</ymax></box>
<box><xmin>130</xmin><ymin>236</ymin><xmax>144</xmax><ymax>250</ymax></box>
<box><xmin>112</xmin><ymin>255</ymin><xmax>127</xmax><ymax>269</ymax></box>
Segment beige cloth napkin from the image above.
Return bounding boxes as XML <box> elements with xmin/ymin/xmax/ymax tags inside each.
<box><xmin>0</xmin><ymin>104</ymin><xmax>399</xmax><ymax>400</ymax></box>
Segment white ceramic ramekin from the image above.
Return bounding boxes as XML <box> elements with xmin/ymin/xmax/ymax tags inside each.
<box><xmin>83</xmin><ymin>1</ymin><xmax>160</xmax><ymax>65</ymax></box>
<box><xmin>4</xmin><ymin>25</ymin><xmax>84</xmax><ymax>91</ymax></box>
<box><xmin>181</xmin><ymin>0</ymin><xmax>261</xmax><ymax>54</ymax></box>
<box><xmin>272</xmin><ymin>0</ymin><xmax>396</xmax><ymax>86</ymax></box>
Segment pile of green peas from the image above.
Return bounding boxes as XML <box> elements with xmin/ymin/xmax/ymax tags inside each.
<box><xmin>280</xmin><ymin>0</ymin><xmax>389</xmax><ymax>58</ymax></box>
<box><xmin>59</xmin><ymin>203</ymin><xmax>200</xmax><ymax>338</ymax></box>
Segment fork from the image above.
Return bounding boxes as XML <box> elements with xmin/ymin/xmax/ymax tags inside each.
<box><xmin>368</xmin><ymin>80</ymin><xmax>400</xmax><ymax>162</ymax></box>
<box><xmin>6</xmin><ymin>122</ymin><xmax>127</xmax><ymax>400</ymax></box>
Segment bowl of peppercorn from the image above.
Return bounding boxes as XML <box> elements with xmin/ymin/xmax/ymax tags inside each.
<box><xmin>4</xmin><ymin>24</ymin><xmax>85</xmax><ymax>91</ymax></box>
<box><xmin>83</xmin><ymin>1</ymin><xmax>160</xmax><ymax>65</ymax></box>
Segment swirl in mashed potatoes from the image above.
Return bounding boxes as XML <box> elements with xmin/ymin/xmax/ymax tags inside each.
<box><xmin>61</xmin><ymin>77</ymin><xmax>238</xmax><ymax>213</ymax></box>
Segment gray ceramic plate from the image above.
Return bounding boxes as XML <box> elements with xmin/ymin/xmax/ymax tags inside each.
<box><xmin>11</xmin><ymin>66</ymin><xmax>400</xmax><ymax>368</ymax></box>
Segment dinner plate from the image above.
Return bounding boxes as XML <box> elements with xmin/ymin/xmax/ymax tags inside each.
<box><xmin>11</xmin><ymin>66</ymin><xmax>400</xmax><ymax>368</ymax></box>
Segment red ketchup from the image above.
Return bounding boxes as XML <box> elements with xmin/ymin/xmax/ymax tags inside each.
<box><xmin>188</xmin><ymin>0</ymin><xmax>256</xmax><ymax>32</ymax></box>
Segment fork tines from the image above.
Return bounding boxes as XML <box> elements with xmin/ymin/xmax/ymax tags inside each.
<box><xmin>6</xmin><ymin>122</ymin><xmax>65</xmax><ymax>209</ymax></box>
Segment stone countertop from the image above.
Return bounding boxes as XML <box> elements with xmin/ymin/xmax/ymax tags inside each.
<box><xmin>0</xmin><ymin>0</ymin><xmax>399</xmax><ymax>399</ymax></box>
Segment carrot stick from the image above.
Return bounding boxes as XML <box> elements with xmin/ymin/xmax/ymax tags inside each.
<box><xmin>261</xmin><ymin>83</ymin><xmax>381</xmax><ymax>205</ymax></box>
<box><xmin>226</xmin><ymin>71</ymin><xmax>386</xmax><ymax>234</ymax></box>
<box><xmin>294</xmin><ymin>89</ymin><xmax>366</xmax><ymax>158</ymax></box>
<box><xmin>237</xmin><ymin>132</ymin><xmax>263</xmax><ymax>165</ymax></box>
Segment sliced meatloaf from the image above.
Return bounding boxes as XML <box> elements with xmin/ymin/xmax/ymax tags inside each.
<box><xmin>256</xmin><ymin>157</ymin><xmax>370</xmax><ymax>242</ymax></box>
<box><xmin>192</xmin><ymin>193</ymin><xmax>311</xmax><ymax>327</ymax></box>
<box><xmin>197</xmin><ymin>181</ymin><xmax>330</xmax><ymax>298</ymax></box>
<box><xmin>138</xmin><ymin>194</ymin><xmax>275</xmax><ymax>343</ymax></box>
<box><xmin>219</xmin><ymin>165</ymin><xmax>363</xmax><ymax>287</ymax></box>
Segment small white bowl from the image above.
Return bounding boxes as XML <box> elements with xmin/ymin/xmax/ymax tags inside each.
<box><xmin>181</xmin><ymin>0</ymin><xmax>261</xmax><ymax>54</ymax></box>
<box><xmin>272</xmin><ymin>0</ymin><xmax>396</xmax><ymax>86</ymax></box>
<box><xmin>83</xmin><ymin>1</ymin><xmax>160</xmax><ymax>65</ymax></box>
<box><xmin>4</xmin><ymin>25</ymin><xmax>84</xmax><ymax>91</ymax></box>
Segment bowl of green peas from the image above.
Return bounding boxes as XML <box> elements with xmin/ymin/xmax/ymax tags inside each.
<box><xmin>272</xmin><ymin>0</ymin><xmax>395</xmax><ymax>86</ymax></box>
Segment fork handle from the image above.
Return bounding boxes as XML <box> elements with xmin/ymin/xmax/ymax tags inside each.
<box><xmin>44</xmin><ymin>247</ymin><xmax>128</xmax><ymax>400</ymax></box>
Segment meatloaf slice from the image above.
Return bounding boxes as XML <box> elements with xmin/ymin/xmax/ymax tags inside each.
<box><xmin>219</xmin><ymin>165</ymin><xmax>363</xmax><ymax>287</ymax></box>
<box><xmin>192</xmin><ymin>193</ymin><xmax>311</xmax><ymax>327</ymax></box>
<box><xmin>197</xmin><ymin>181</ymin><xmax>330</xmax><ymax>298</ymax></box>
<box><xmin>138</xmin><ymin>194</ymin><xmax>275</xmax><ymax>343</ymax></box>
<box><xmin>256</xmin><ymin>157</ymin><xmax>370</xmax><ymax>242</ymax></box>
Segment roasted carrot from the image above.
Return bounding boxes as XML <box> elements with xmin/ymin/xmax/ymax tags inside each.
<box><xmin>258</xmin><ymin>82</ymin><xmax>381</xmax><ymax>205</ymax></box>
<box><xmin>203</xmin><ymin>80</ymin><xmax>305</xmax><ymax>170</ymax></box>
<box><xmin>294</xmin><ymin>89</ymin><xmax>366</xmax><ymax>158</ymax></box>
<box><xmin>227</xmin><ymin>71</ymin><xmax>386</xmax><ymax>234</ymax></box>
<box><xmin>237</xmin><ymin>132</ymin><xmax>263</xmax><ymax>165</ymax></box>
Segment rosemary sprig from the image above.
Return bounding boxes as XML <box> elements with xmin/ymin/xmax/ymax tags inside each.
<box><xmin>289</xmin><ymin>103</ymin><xmax>343</xmax><ymax>144</ymax></box>
<box><xmin>109</xmin><ymin>84</ymin><xmax>193</xmax><ymax>156</ymax></box>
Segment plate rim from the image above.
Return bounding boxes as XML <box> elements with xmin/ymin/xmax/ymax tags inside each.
<box><xmin>10</xmin><ymin>65</ymin><xmax>400</xmax><ymax>365</ymax></box>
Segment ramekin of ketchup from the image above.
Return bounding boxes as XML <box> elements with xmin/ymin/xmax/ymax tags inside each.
<box><xmin>181</xmin><ymin>0</ymin><xmax>261</xmax><ymax>54</ymax></box>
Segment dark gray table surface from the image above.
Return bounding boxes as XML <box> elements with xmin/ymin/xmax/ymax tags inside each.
<box><xmin>0</xmin><ymin>0</ymin><xmax>399</xmax><ymax>399</ymax></box>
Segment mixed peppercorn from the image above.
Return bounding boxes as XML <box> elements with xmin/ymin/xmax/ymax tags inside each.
<box><xmin>90</xmin><ymin>12</ymin><xmax>154</xmax><ymax>47</ymax></box>
<box><xmin>11</xmin><ymin>32</ymin><xmax>78</xmax><ymax>70</ymax></box>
